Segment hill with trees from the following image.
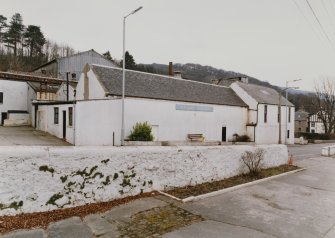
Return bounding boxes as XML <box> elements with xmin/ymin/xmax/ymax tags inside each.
<box><xmin>0</xmin><ymin>13</ymin><xmax>75</xmax><ymax>72</ymax></box>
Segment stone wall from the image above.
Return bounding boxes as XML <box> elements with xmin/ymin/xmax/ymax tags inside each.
<box><xmin>0</xmin><ymin>145</ymin><xmax>288</xmax><ymax>215</ymax></box>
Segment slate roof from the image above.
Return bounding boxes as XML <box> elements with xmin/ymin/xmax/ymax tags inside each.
<box><xmin>91</xmin><ymin>65</ymin><xmax>247</xmax><ymax>107</ymax></box>
<box><xmin>236</xmin><ymin>82</ymin><xmax>294</xmax><ymax>106</ymax></box>
<box><xmin>295</xmin><ymin>111</ymin><xmax>309</xmax><ymax>121</ymax></box>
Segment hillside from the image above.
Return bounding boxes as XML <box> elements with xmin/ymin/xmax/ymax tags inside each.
<box><xmin>137</xmin><ymin>62</ymin><xmax>315</xmax><ymax>113</ymax></box>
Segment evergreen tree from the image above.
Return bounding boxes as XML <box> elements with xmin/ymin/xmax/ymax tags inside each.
<box><xmin>120</xmin><ymin>51</ymin><xmax>136</xmax><ymax>69</ymax></box>
<box><xmin>3</xmin><ymin>13</ymin><xmax>24</xmax><ymax>56</ymax></box>
<box><xmin>0</xmin><ymin>15</ymin><xmax>7</xmax><ymax>43</ymax></box>
<box><xmin>24</xmin><ymin>25</ymin><xmax>46</xmax><ymax>57</ymax></box>
<box><xmin>103</xmin><ymin>51</ymin><xmax>112</xmax><ymax>60</ymax></box>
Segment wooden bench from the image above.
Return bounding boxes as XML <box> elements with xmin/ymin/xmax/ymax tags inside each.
<box><xmin>187</xmin><ymin>134</ymin><xmax>204</xmax><ymax>142</ymax></box>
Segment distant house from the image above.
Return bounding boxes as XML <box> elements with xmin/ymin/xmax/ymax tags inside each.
<box><xmin>308</xmin><ymin>113</ymin><xmax>325</xmax><ymax>134</ymax></box>
<box><xmin>230</xmin><ymin>81</ymin><xmax>295</xmax><ymax>144</ymax></box>
<box><xmin>295</xmin><ymin>110</ymin><xmax>309</xmax><ymax>132</ymax></box>
<box><xmin>33</xmin><ymin>49</ymin><xmax>119</xmax><ymax>80</ymax></box>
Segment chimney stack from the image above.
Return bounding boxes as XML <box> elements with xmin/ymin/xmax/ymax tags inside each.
<box><xmin>168</xmin><ymin>62</ymin><xmax>173</xmax><ymax>76</ymax></box>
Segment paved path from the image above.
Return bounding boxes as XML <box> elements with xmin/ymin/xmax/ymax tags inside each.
<box><xmin>2</xmin><ymin>155</ymin><xmax>335</xmax><ymax>237</ymax></box>
<box><xmin>0</xmin><ymin>126</ymin><xmax>70</xmax><ymax>146</ymax></box>
<box><xmin>287</xmin><ymin>142</ymin><xmax>334</xmax><ymax>160</ymax></box>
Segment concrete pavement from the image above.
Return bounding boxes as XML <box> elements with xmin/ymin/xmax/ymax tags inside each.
<box><xmin>0</xmin><ymin>126</ymin><xmax>70</xmax><ymax>146</ymax></box>
<box><xmin>3</xmin><ymin>156</ymin><xmax>335</xmax><ymax>237</ymax></box>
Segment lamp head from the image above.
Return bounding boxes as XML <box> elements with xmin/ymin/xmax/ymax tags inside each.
<box><xmin>131</xmin><ymin>6</ymin><xmax>143</xmax><ymax>14</ymax></box>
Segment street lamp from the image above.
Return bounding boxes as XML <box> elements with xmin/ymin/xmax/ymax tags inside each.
<box><xmin>121</xmin><ymin>6</ymin><xmax>143</xmax><ymax>146</ymax></box>
<box><xmin>284</xmin><ymin>79</ymin><xmax>302</xmax><ymax>144</ymax></box>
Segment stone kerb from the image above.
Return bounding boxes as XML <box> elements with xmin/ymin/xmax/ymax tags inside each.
<box><xmin>0</xmin><ymin>145</ymin><xmax>287</xmax><ymax>216</ymax></box>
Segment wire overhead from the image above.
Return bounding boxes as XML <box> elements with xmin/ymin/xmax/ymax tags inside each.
<box><xmin>304</xmin><ymin>0</ymin><xmax>333</xmax><ymax>45</ymax></box>
<box><xmin>291</xmin><ymin>0</ymin><xmax>324</xmax><ymax>41</ymax></box>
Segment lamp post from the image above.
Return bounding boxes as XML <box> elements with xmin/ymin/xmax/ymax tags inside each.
<box><xmin>121</xmin><ymin>6</ymin><xmax>143</xmax><ymax>146</ymax></box>
<box><xmin>284</xmin><ymin>79</ymin><xmax>302</xmax><ymax>144</ymax></box>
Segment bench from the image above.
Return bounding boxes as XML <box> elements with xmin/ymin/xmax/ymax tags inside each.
<box><xmin>187</xmin><ymin>134</ymin><xmax>204</xmax><ymax>142</ymax></box>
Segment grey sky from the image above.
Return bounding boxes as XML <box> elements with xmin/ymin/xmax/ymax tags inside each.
<box><xmin>2</xmin><ymin>0</ymin><xmax>335</xmax><ymax>91</ymax></box>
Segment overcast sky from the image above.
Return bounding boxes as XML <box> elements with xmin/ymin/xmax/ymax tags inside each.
<box><xmin>2</xmin><ymin>0</ymin><xmax>335</xmax><ymax>91</ymax></box>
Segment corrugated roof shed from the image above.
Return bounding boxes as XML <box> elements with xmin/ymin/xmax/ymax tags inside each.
<box><xmin>236</xmin><ymin>82</ymin><xmax>294</xmax><ymax>106</ymax></box>
<box><xmin>91</xmin><ymin>65</ymin><xmax>247</xmax><ymax>107</ymax></box>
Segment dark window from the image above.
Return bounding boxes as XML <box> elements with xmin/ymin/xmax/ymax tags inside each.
<box><xmin>0</xmin><ymin>92</ymin><xmax>3</xmax><ymax>103</ymax></box>
<box><xmin>264</xmin><ymin>105</ymin><xmax>267</xmax><ymax>123</ymax></box>
<box><xmin>288</xmin><ymin>107</ymin><xmax>291</xmax><ymax>123</ymax></box>
<box><xmin>287</xmin><ymin>130</ymin><xmax>290</xmax><ymax>138</ymax></box>
<box><xmin>54</xmin><ymin>107</ymin><xmax>59</xmax><ymax>124</ymax></box>
<box><xmin>311</xmin><ymin>122</ymin><xmax>315</xmax><ymax>127</ymax></box>
<box><xmin>68</xmin><ymin>107</ymin><xmax>73</xmax><ymax>126</ymax></box>
<box><xmin>298</xmin><ymin>128</ymin><xmax>301</xmax><ymax>131</ymax></box>
<box><xmin>277</xmin><ymin>106</ymin><xmax>280</xmax><ymax>123</ymax></box>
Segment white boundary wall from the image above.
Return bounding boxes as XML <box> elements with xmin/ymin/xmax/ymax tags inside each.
<box><xmin>0</xmin><ymin>145</ymin><xmax>287</xmax><ymax>215</ymax></box>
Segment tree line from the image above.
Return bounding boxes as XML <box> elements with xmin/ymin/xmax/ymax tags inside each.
<box><xmin>0</xmin><ymin>13</ymin><xmax>75</xmax><ymax>71</ymax></box>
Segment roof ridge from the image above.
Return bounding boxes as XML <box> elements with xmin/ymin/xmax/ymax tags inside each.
<box><xmin>91</xmin><ymin>64</ymin><xmax>230</xmax><ymax>89</ymax></box>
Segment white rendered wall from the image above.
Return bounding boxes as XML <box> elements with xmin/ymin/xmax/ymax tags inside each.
<box><xmin>231</xmin><ymin>83</ymin><xmax>258</xmax><ymax>110</ymax></box>
<box><xmin>76</xmin><ymin>69</ymin><xmax>106</xmax><ymax>100</ymax></box>
<box><xmin>256</xmin><ymin>104</ymin><xmax>294</xmax><ymax>144</ymax></box>
<box><xmin>0</xmin><ymin>80</ymin><xmax>35</xmax><ymax>122</ymax></box>
<box><xmin>75</xmin><ymin>98</ymin><xmax>248</xmax><ymax>146</ymax></box>
<box><xmin>37</xmin><ymin>104</ymin><xmax>75</xmax><ymax>144</ymax></box>
<box><xmin>0</xmin><ymin>145</ymin><xmax>288</xmax><ymax>215</ymax></box>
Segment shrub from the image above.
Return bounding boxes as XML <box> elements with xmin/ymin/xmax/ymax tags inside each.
<box><xmin>128</xmin><ymin>122</ymin><xmax>154</xmax><ymax>141</ymax></box>
<box><xmin>233</xmin><ymin>134</ymin><xmax>251</xmax><ymax>142</ymax></box>
<box><xmin>240</xmin><ymin>149</ymin><xmax>264</xmax><ymax>176</ymax></box>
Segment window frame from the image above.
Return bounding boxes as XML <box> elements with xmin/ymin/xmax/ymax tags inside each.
<box><xmin>68</xmin><ymin>107</ymin><xmax>73</xmax><ymax>126</ymax></box>
<box><xmin>54</xmin><ymin>107</ymin><xmax>59</xmax><ymax>124</ymax></box>
<box><xmin>0</xmin><ymin>92</ymin><xmax>3</xmax><ymax>104</ymax></box>
<box><xmin>264</xmin><ymin>105</ymin><xmax>268</xmax><ymax>123</ymax></box>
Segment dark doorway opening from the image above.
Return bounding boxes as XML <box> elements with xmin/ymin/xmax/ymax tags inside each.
<box><xmin>222</xmin><ymin>127</ymin><xmax>227</xmax><ymax>142</ymax></box>
<box><xmin>62</xmin><ymin>111</ymin><xmax>66</xmax><ymax>139</ymax></box>
<box><xmin>1</xmin><ymin>112</ymin><xmax>7</xmax><ymax>125</ymax></box>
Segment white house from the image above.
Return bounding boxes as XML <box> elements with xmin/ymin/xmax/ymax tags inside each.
<box><xmin>35</xmin><ymin>64</ymin><xmax>249</xmax><ymax>145</ymax></box>
<box><xmin>308</xmin><ymin>113</ymin><xmax>325</xmax><ymax>133</ymax></box>
<box><xmin>230</xmin><ymin>82</ymin><xmax>295</xmax><ymax>144</ymax></box>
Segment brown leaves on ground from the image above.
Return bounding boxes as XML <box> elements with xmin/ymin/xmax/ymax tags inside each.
<box><xmin>0</xmin><ymin>192</ymin><xmax>158</xmax><ymax>234</ymax></box>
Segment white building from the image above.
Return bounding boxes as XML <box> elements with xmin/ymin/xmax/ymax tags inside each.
<box><xmin>34</xmin><ymin>64</ymin><xmax>296</xmax><ymax>145</ymax></box>
<box><xmin>35</xmin><ymin>64</ymin><xmax>249</xmax><ymax>145</ymax></box>
<box><xmin>230</xmin><ymin>82</ymin><xmax>295</xmax><ymax>144</ymax></box>
<box><xmin>308</xmin><ymin>113</ymin><xmax>325</xmax><ymax>134</ymax></box>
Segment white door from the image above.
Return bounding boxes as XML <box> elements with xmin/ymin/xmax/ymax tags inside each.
<box><xmin>151</xmin><ymin>125</ymin><xmax>159</xmax><ymax>141</ymax></box>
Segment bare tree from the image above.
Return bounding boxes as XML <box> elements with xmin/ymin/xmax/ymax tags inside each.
<box><xmin>313</xmin><ymin>78</ymin><xmax>335</xmax><ymax>135</ymax></box>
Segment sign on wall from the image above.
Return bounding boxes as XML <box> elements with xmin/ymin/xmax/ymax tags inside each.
<box><xmin>175</xmin><ymin>104</ymin><xmax>214</xmax><ymax>112</ymax></box>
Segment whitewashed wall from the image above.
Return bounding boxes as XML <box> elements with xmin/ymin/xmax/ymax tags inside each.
<box><xmin>76</xmin><ymin>69</ymin><xmax>106</xmax><ymax>100</ymax></box>
<box><xmin>0</xmin><ymin>145</ymin><xmax>288</xmax><ymax>215</ymax></box>
<box><xmin>0</xmin><ymin>80</ymin><xmax>36</xmax><ymax>124</ymax></box>
<box><xmin>231</xmin><ymin>83</ymin><xmax>295</xmax><ymax>144</ymax></box>
<box><xmin>37</xmin><ymin>104</ymin><xmax>75</xmax><ymax>144</ymax></box>
<box><xmin>75</xmin><ymin>98</ymin><xmax>248</xmax><ymax>146</ymax></box>
<box><xmin>256</xmin><ymin>104</ymin><xmax>294</xmax><ymax>144</ymax></box>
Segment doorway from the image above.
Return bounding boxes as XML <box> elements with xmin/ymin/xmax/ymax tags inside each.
<box><xmin>62</xmin><ymin>110</ymin><xmax>66</xmax><ymax>139</ymax></box>
<box><xmin>1</xmin><ymin>112</ymin><xmax>7</xmax><ymax>125</ymax></box>
<box><xmin>222</xmin><ymin>127</ymin><xmax>226</xmax><ymax>142</ymax></box>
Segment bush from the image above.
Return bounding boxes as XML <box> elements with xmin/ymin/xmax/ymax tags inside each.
<box><xmin>233</xmin><ymin>134</ymin><xmax>251</xmax><ymax>142</ymax></box>
<box><xmin>240</xmin><ymin>149</ymin><xmax>264</xmax><ymax>176</ymax></box>
<box><xmin>128</xmin><ymin>122</ymin><xmax>154</xmax><ymax>141</ymax></box>
<box><xmin>295</xmin><ymin>132</ymin><xmax>335</xmax><ymax>140</ymax></box>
